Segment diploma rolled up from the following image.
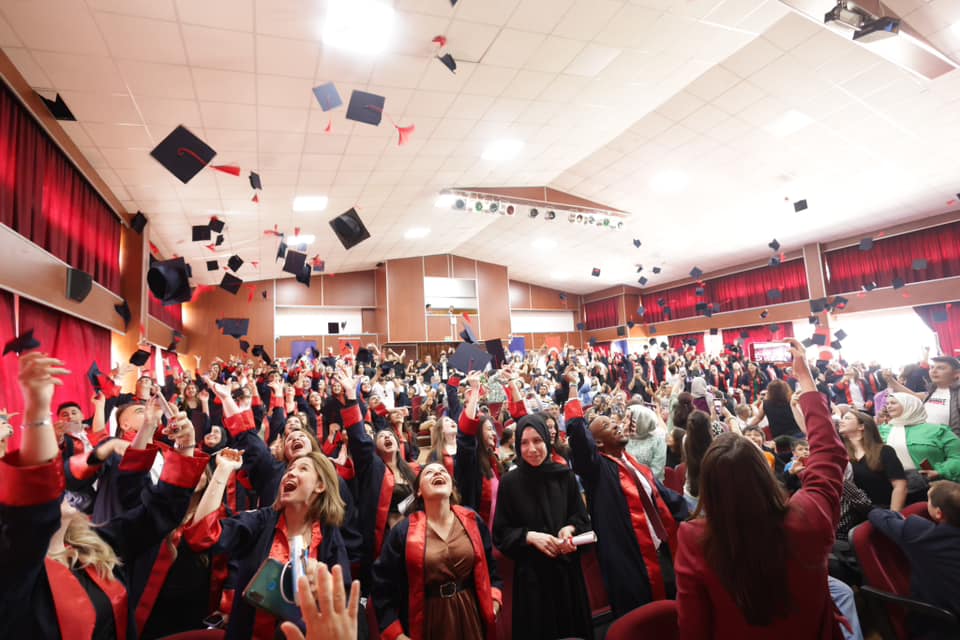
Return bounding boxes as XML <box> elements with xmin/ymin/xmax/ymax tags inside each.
<box><xmin>570</xmin><ymin>531</ymin><xmax>597</xmax><ymax>547</ymax></box>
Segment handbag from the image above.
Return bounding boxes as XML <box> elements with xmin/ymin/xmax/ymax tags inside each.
<box><xmin>242</xmin><ymin>558</ymin><xmax>302</xmax><ymax>622</ymax></box>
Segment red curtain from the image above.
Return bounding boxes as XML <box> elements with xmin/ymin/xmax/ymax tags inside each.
<box><xmin>0</xmin><ymin>84</ymin><xmax>121</xmax><ymax>293</ymax></box>
<box><xmin>584</xmin><ymin>298</ymin><xmax>619</xmax><ymax>330</ymax></box>
<box><xmin>641</xmin><ymin>260</ymin><xmax>808</xmax><ymax>323</ymax></box>
<box><xmin>163</xmin><ymin>349</ymin><xmax>184</xmax><ymax>376</ymax></box>
<box><xmin>825</xmin><ymin>221</ymin><xmax>960</xmax><ymax>295</ymax></box>
<box><xmin>915</xmin><ymin>301</ymin><xmax>960</xmax><ymax>358</ymax></box>
<box><xmin>669</xmin><ymin>332</ymin><xmax>705</xmax><ymax>353</ymax></box>
<box><xmin>722</xmin><ymin>323</ymin><xmax>795</xmax><ymax>358</ymax></box>
<box><xmin>148</xmin><ymin>291</ymin><xmax>184</xmax><ymax>331</ymax></box>
<box><xmin>0</xmin><ymin>290</ymin><xmax>20</xmax><ymax>429</ymax></box>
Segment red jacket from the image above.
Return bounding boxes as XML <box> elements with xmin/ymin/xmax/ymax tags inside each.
<box><xmin>674</xmin><ymin>391</ymin><xmax>848</xmax><ymax>639</ymax></box>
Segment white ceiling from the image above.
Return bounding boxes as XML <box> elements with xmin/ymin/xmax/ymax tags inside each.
<box><xmin>2</xmin><ymin>0</ymin><xmax>960</xmax><ymax>294</ymax></box>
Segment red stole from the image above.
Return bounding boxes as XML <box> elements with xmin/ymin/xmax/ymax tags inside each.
<box><xmin>375</xmin><ymin>465</ymin><xmax>396</xmax><ymax>557</ymax></box>
<box><xmin>46</xmin><ymin>558</ymin><xmax>128</xmax><ymax>640</ymax></box>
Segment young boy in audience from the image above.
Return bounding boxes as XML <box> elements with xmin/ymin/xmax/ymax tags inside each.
<box><xmin>869</xmin><ymin>481</ymin><xmax>960</xmax><ymax>639</ymax></box>
<box><xmin>784</xmin><ymin>439</ymin><xmax>810</xmax><ymax>493</ymax></box>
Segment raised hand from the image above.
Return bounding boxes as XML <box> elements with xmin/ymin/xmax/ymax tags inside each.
<box><xmin>19</xmin><ymin>352</ymin><xmax>69</xmax><ymax>414</ymax></box>
<box><xmin>215</xmin><ymin>447</ymin><xmax>244</xmax><ymax>473</ymax></box>
<box><xmin>280</xmin><ymin>562</ymin><xmax>360</xmax><ymax>640</ymax></box>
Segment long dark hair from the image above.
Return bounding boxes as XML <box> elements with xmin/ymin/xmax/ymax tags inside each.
<box><xmin>673</xmin><ymin>392</ymin><xmax>695</xmax><ymax>430</ymax></box>
<box><xmin>696</xmin><ymin>432</ymin><xmax>789</xmax><ymax>625</ymax></box>
<box><xmin>843</xmin><ymin>411</ymin><xmax>885</xmax><ymax>472</ymax></box>
<box><xmin>765</xmin><ymin>379</ymin><xmax>792</xmax><ymax>405</ymax></box>
<box><xmin>477</xmin><ymin>415</ymin><xmax>502</xmax><ymax>480</ymax></box>
<box><xmin>683</xmin><ymin>411</ymin><xmax>713</xmax><ymax>498</ymax></box>
<box><xmin>376</xmin><ymin>430</ymin><xmax>417</xmax><ymax>485</ymax></box>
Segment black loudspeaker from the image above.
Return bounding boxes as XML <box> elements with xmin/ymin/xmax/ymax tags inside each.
<box><xmin>616</xmin><ymin>325</ymin><xmax>627</xmax><ymax>337</ymax></box>
<box><xmin>66</xmin><ymin>268</ymin><xmax>93</xmax><ymax>302</ymax></box>
<box><xmin>328</xmin><ymin>322</ymin><xmax>340</xmax><ymax>335</ymax></box>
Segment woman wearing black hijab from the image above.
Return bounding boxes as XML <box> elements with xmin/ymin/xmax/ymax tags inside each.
<box><xmin>492</xmin><ymin>413</ymin><xmax>592</xmax><ymax>640</ymax></box>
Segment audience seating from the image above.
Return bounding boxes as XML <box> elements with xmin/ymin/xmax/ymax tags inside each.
<box><xmin>663</xmin><ymin>466</ymin><xmax>683</xmax><ymax>493</ymax></box>
<box><xmin>850</xmin><ymin>503</ymin><xmax>958</xmax><ymax>639</ymax></box>
<box><xmin>605</xmin><ymin>600</ymin><xmax>678</xmax><ymax>640</ymax></box>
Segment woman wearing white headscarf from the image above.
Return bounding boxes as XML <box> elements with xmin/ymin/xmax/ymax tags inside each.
<box><xmin>624</xmin><ymin>404</ymin><xmax>667</xmax><ymax>481</ymax></box>
<box><xmin>878</xmin><ymin>392</ymin><xmax>960</xmax><ymax>484</ymax></box>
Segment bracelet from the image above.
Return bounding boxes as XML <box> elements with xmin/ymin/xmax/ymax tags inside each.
<box><xmin>175</xmin><ymin>442</ymin><xmax>196</xmax><ymax>450</ymax></box>
<box><xmin>23</xmin><ymin>418</ymin><xmax>53</xmax><ymax>428</ymax></box>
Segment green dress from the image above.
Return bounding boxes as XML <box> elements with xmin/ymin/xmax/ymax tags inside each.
<box><xmin>879</xmin><ymin>422</ymin><xmax>960</xmax><ymax>482</ymax></box>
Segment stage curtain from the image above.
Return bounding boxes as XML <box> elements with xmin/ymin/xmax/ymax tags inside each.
<box><xmin>915</xmin><ymin>301</ymin><xmax>960</xmax><ymax>358</ymax></box>
<box><xmin>584</xmin><ymin>298</ymin><xmax>618</xmax><ymax>330</ymax></box>
<box><xmin>148</xmin><ymin>291</ymin><xmax>184</xmax><ymax>331</ymax></box>
<box><xmin>0</xmin><ymin>83</ymin><xmax>121</xmax><ymax>293</ymax></box>
<box><xmin>722</xmin><ymin>323</ymin><xmax>795</xmax><ymax>359</ymax></box>
<box><xmin>669</xmin><ymin>332</ymin><xmax>705</xmax><ymax>353</ymax></box>
<box><xmin>0</xmin><ymin>290</ymin><xmax>21</xmax><ymax>433</ymax></box>
<box><xmin>825</xmin><ymin>221</ymin><xmax>960</xmax><ymax>295</ymax></box>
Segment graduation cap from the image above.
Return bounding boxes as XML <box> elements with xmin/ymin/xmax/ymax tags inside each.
<box><xmin>809</xmin><ymin>297</ymin><xmax>828</xmax><ymax>313</ymax></box>
<box><xmin>129</xmin><ymin>348</ymin><xmax>151</xmax><ymax>367</ymax></box>
<box><xmin>652</xmin><ymin>266</ymin><xmax>661</xmax><ymax>274</ymax></box>
<box><xmin>809</xmin><ymin>315</ymin><xmax>820</xmax><ymax>325</ymax></box>
<box><xmin>251</xmin><ymin>345</ymin><xmax>273</xmax><ymax>365</ymax></box>
<box><xmin>346</xmin><ymin>90</ymin><xmax>385</xmax><ymax>126</ymax></box>
<box><xmin>649</xmin><ymin>326</ymin><xmax>657</xmax><ymax>335</ymax></box>
<box><xmin>811</xmin><ymin>333</ymin><xmax>827</xmax><ymax>347</ymax></box>
<box><xmin>192</xmin><ymin>225</ymin><xmax>212</xmax><ymax>242</ymax></box>
<box><xmin>588</xmin><ymin>337</ymin><xmax>598</xmax><ymax>347</ymax></box>
<box><xmin>357</xmin><ymin>347</ymin><xmax>373</xmax><ymax>364</ymax></box>
<box><xmin>249</xmin><ymin>171</ymin><xmax>262</xmax><ymax>191</ymax></box>
<box><xmin>769</xmin><ymin>324</ymin><xmax>781</xmax><ymax>333</ymax></box>
<box><xmin>695</xmin><ymin>302</ymin><xmax>708</xmax><ymax>313</ymax></box>
<box><xmin>858</xmin><ymin>238</ymin><xmax>874</xmax><ymax>251</ymax></box>
<box><xmin>769</xmin><ymin>256</ymin><xmax>781</xmax><ymax>267</ymax></box>
<box><xmin>295</xmin><ymin>266</ymin><xmax>311</xmax><ymax>287</ymax></box>
<box><xmin>768</xmin><ymin>239</ymin><xmax>781</xmax><ymax>252</ymax></box>
<box><xmin>228</xmin><ymin>255</ymin><xmax>244</xmax><ymax>272</ymax></box>
<box><xmin>38</xmin><ymin>92</ymin><xmax>76</xmax><ymax>120</ymax></box>
<box><xmin>209</xmin><ymin>217</ymin><xmax>225</xmax><ymax>234</ymax></box>
<box><xmin>311</xmin><ymin>256</ymin><xmax>325</xmax><ymax>273</ymax></box>
<box><xmin>150</xmin><ymin>125</ymin><xmax>216</xmax><ymax>184</ymax></box>
<box><xmin>283</xmin><ymin>250</ymin><xmax>307</xmax><ymax>278</ymax></box>
<box><xmin>636</xmin><ymin>305</ymin><xmax>645</xmax><ymax>316</ymax></box>
<box><xmin>709</xmin><ymin>327</ymin><xmax>719</xmax><ymax>335</ymax></box>
<box><xmin>932</xmin><ymin>308</ymin><xmax>949</xmax><ymax>323</ymax></box>
<box><xmin>131</xmin><ymin>211</ymin><xmax>148</xmax><ymax>234</ymax></box>
<box><xmin>216</xmin><ymin>318</ymin><xmax>249</xmax><ymax>339</ymax></box>
<box><xmin>239</xmin><ymin>340</ymin><xmax>250</xmax><ymax>353</ymax></box>
<box><xmin>558</xmin><ymin>293</ymin><xmax>567</xmax><ymax>301</ymax></box>
<box><xmin>892</xmin><ymin>277</ymin><xmax>905</xmax><ymax>289</ymax></box>
<box><xmin>276</xmin><ymin>237</ymin><xmax>288</xmax><ymax>261</ymax></box>
<box><xmin>660</xmin><ymin>341</ymin><xmax>669</xmax><ymax>350</ymax></box>
<box><xmin>147</xmin><ymin>257</ymin><xmax>193</xmax><ymax>305</ymax></box>
<box><xmin>695</xmin><ymin>287</ymin><xmax>705</xmax><ymax>297</ymax></box>
<box><xmin>793</xmin><ymin>199</ymin><xmax>808</xmax><ymax>212</ymax></box>
<box><xmin>689</xmin><ymin>266</ymin><xmax>703</xmax><ymax>280</ymax></box>
<box><xmin>3</xmin><ymin>329</ymin><xmax>41</xmax><ymax>355</ymax></box>
<box><xmin>437</xmin><ymin>53</ymin><xmax>457</xmax><ymax>73</ymax></box>
<box><xmin>626</xmin><ymin>320</ymin><xmax>635</xmax><ymax>329</ymax></box>
<box><xmin>460</xmin><ymin>325</ymin><xmax>478</xmax><ymax>344</ymax></box>
<box><xmin>329</xmin><ymin>208</ymin><xmax>371</xmax><ymax>250</ymax></box>
<box><xmin>638</xmin><ymin>276</ymin><xmax>648</xmax><ymax>286</ymax></box>
<box><xmin>114</xmin><ymin>299</ymin><xmax>131</xmax><ymax>329</ymax></box>
<box><xmin>220</xmin><ymin>272</ymin><xmax>243</xmax><ymax>295</ymax></box>
<box><xmin>449</xmin><ymin>342</ymin><xmax>492</xmax><ymax>373</ymax></box>
<box><xmin>327</xmin><ymin>322</ymin><xmax>339</xmax><ymax>334</ymax></box>
<box><xmin>760</xmin><ymin>310</ymin><xmax>769</xmax><ymax>319</ymax></box>
<box><xmin>830</xmin><ymin>340</ymin><xmax>843</xmax><ymax>350</ymax></box>
<box><xmin>576</xmin><ymin>322</ymin><xmax>586</xmax><ymax>331</ymax></box>
<box><xmin>767</xmin><ymin>288</ymin><xmax>782</xmax><ymax>301</ymax></box>
<box><xmin>632</xmin><ymin>239</ymin><xmax>642</xmax><ymax>248</ymax></box>
<box><xmin>801</xmin><ymin>337</ymin><xmax>815</xmax><ymax>348</ymax></box>
<box><xmin>485</xmin><ymin>338</ymin><xmax>507</xmax><ymax>368</ymax></box>
<box><xmin>657</xmin><ymin>298</ymin><xmax>667</xmax><ymax>308</ymax></box>
<box><xmin>862</xmin><ymin>281</ymin><xmax>877</xmax><ymax>292</ymax></box>
<box><xmin>86</xmin><ymin>361</ymin><xmax>108</xmax><ymax>392</ymax></box>
<box><xmin>340</xmin><ymin>321</ymin><xmax>347</xmax><ymax>330</ymax></box>
<box><xmin>312</xmin><ymin>82</ymin><xmax>343</xmax><ymax>111</ymax></box>
<box><xmin>711</xmin><ymin>302</ymin><xmax>721</xmax><ymax>312</ymax></box>
<box><xmin>685</xmin><ymin>339</ymin><xmax>698</xmax><ymax>348</ymax></box>
<box><xmin>739</xmin><ymin>330</ymin><xmax>750</xmax><ymax>339</ymax></box>
<box><xmin>912</xmin><ymin>258</ymin><xmax>928</xmax><ymax>270</ymax></box>
<box><xmin>703</xmin><ymin>307</ymin><xmax>714</xmax><ymax>318</ymax></box>
<box><xmin>834</xmin><ymin>329</ymin><xmax>847</xmax><ymax>341</ymax></box>
<box><xmin>206</xmin><ymin>260</ymin><xmax>219</xmax><ymax>271</ymax></box>
<box><xmin>591</xmin><ymin>267</ymin><xmax>601</xmax><ymax>277</ymax></box>
<box><xmin>648</xmin><ymin>338</ymin><xmax>657</xmax><ymax>345</ymax></box>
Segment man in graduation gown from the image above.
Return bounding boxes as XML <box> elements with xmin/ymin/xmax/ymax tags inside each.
<box><xmin>562</xmin><ymin>370</ymin><xmax>689</xmax><ymax>618</ymax></box>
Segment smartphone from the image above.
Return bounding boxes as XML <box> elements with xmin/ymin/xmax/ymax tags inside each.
<box><xmin>920</xmin><ymin>459</ymin><xmax>933</xmax><ymax>471</ymax></box>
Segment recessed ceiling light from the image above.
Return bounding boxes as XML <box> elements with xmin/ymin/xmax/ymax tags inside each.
<box><xmin>532</xmin><ymin>238</ymin><xmax>557</xmax><ymax>250</ymax></box>
<box><xmin>322</xmin><ymin>0</ymin><xmax>395</xmax><ymax>55</ymax></box>
<box><xmin>404</xmin><ymin>227</ymin><xmax>431</xmax><ymax>239</ymax></box>
<box><xmin>434</xmin><ymin>193</ymin><xmax>455</xmax><ymax>208</ymax></box>
<box><xmin>482</xmin><ymin>139</ymin><xmax>524</xmax><ymax>161</ymax></box>
<box><xmin>287</xmin><ymin>234</ymin><xmax>316</xmax><ymax>245</ymax></box>
<box><xmin>649</xmin><ymin>170</ymin><xmax>689</xmax><ymax>194</ymax></box>
<box><xmin>764</xmin><ymin>109</ymin><xmax>813</xmax><ymax>138</ymax></box>
<box><xmin>292</xmin><ymin>196</ymin><xmax>328</xmax><ymax>212</ymax></box>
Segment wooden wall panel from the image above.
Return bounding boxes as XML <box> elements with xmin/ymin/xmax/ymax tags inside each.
<box><xmin>423</xmin><ymin>255</ymin><xmax>450</xmax><ymax>278</ymax></box>
<box><xmin>276</xmin><ymin>277</ymin><xmax>322</xmax><ymax>306</ymax></box>
<box><xmin>478</xmin><ymin>262</ymin><xmax>510</xmax><ymax>340</ymax></box>
<box><xmin>386</xmin><ymin>257</ymin><xmax>426</xmax><ymax>342</ymax></box>
<box><xmin>508</xmin><ymin>280</ymin><xmax>531</xmax><ymax>308</ymax></box>
<box><xmin>375</xmin><ymin>266</ymin><xmax>387</xmax><ymax>342</ymax></box>
<box><xmin>182</xmin><ymin>281</ymin><xmax>274</xmax><ymax>365</ymax></box>
<box><xmin>529</xmin><ymin>284</ymin><xmax>575</xmax><ymax>310</ymax></box>
<box><xmin>451</xmin><ymin>255</ymin><xmax>476</xmax><ymax>279</ymax></box>
<box><xmin>275</xmin><ymin>335</ymin><xmax>378</xmax><ymax>361</ymax></box>
<box><xmin>323</xmin><ymin>270</ymin><xmax>376</xmax><ymax>307</ymax></box>
<box><xmin>361</xmin><ymin>309</ymin><xmax>377</xmax><ymax>334</ymax></box>
<box><xmin>427</xmin><ymin>315</ymin><xmax>454</xmax><ymax>342</ymax></box>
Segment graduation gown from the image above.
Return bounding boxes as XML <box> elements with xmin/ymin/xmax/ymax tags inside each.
<box><xmin>492</xmin><ymin>415</ymin><xmax>592</xmax><ymax>640</ymax></box>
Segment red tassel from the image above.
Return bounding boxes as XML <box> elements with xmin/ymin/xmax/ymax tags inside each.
<box><xmin>247</xmin><ymin>285</ymin><xmax>256</xmax><ymax>303</ymax></box>
<box><xmin>324</xmin><ymin>120</ymin><xmax>332</xmax><ymax>134</ymax></box>
<box><xmin>251</xmin><ymin>261</ymin><xmax>260</xmax><ymax>268</ymax></box>
<box><xmin>212</xmin><ymin>165</ymin><xmax>241</xmax><ymax>176</ymax></box>
<box><xmin>432</xmin><ymin>35</ymin><xmax>447</xmax><ymax>47</ymax></box>
<box><xmin>263</xmin><ymin>225</ymin><xmax>281</xmax><ymax>237</ymax></box>
<box><xmin>396</xmin><ymin>124</ymin><xmax>415</xmax><ymax>146</ymax></box>
<box><xmin>149</xmin><ymin>242</ymin><xmax>159</xmax><ymax>255</ymax></box>
<box><xmin>252</xmin><ymin>193</ymin><xmax>259</xmax><ymax>203</ymax></box>
<box><xmin>205</xmin><ymin>243</ymin><xmax>217</xmax><ymax>252</ymax></box>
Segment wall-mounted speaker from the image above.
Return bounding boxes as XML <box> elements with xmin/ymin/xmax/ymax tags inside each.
<box><xmin>66</xmin><ymin>268</ymin><xmax>93</xmax><ymax>302</ymax></box>
<box><xmin>616</xmin><ymin>325</ymin><xmax>627</xmax><ymax>337</ymax></box>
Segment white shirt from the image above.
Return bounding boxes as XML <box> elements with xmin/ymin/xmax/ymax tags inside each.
<box><xmin>621</xmin><ymin>454</ymin><xmax>662</xmax><ymax>549</ymax></box>
<box><xmin>848</xmin><ymin>382</ymin><xmax>865</xmax><ymax>410</ymax></box>
<box><xmin>886</xmin><ymin>425</ymin><xmax>915</xmax><ymax>471</ymax></box>
<box><xmin>924</xmin><ymin>387</ymin><xmax>951</xmax><ymax>427</ymax></box>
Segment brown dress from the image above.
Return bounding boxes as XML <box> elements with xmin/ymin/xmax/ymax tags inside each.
<box><xmin>423</xmin><ymin>518</ymin><xmax>485</xmax><ymax>640</ymax></box>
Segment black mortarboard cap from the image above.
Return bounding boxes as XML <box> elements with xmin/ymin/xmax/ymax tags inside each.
<box><xmin>576</xmin><ymin>322</ymin><xmax>586</xmax><ymax>331</ymax></box>
<box><xmin>652</xmin><ymin>266</ymin><xmax>661</xmax><ymax>274</ymax></box>
<box><xmin>251</xmin><ymin>345</ymin><xmax>273</xmax><ymax>365</ymax></box>
<box><xmin>649</xmin><ymin>338</ymin><xmax>657</xmax><ymax>345</ymax></box>
<box><xmin>809</xmin><ymin>297</ymin><xmax>828</xmax><ymax>313</ymax></box>
<box><xmin>685</xmin><ymin>339</ymin><xmax>698</xmax><ymax>347</ymax></box>
<box><xmin>329</xmin><ymin>208</ymin><xmax>371</xmax><ymax>250</ymax></box>
<box><xmin>769</xmin><ymin>324</ymin><xmax>781</xmax><ymax>333</ymax></box>
<box><xmin>485</xmin><ymin>338</ymin><xmax>506</xmax><ymax>368</ymax></box>
<box><xmin>760</xmin><ymin>309</ymin><xmax>769</xmax><ymax>319</ymax></box>
<box><xmin>769</xmin><ymin>256</ymin><xmax>781</xmax><ymax>267</ymax></box>
<box><xmin>793</xmin><ymin>199</ymin><xmax>807</xmax><ymax>212</ymax></box>
<box><xmin>276</xmin><ymin>237</ymin><xmax>288</xmax><ymax>261</ymax></box>
<box><xmin>228</xmin><ymin>255</ymin><xmax>244</xmax><ymax>272</ymax></box>
<box><xmin>591</xmin><ymin>267</ymin><xmax>601</xmax><ymax>277</ymax></box>
<box><xmin>207</xmin><ymin>260</ymin><xmax>219</xmax><ymax>271</ymax></box>
<box><xmin>327</xmin><ymin>322</ymin><xmax>339</xmax><ymax>334</ymax></box>
<box><xmin>809</xmin><ymin>315</ymin><xmax>820</xmax><ymax>325</ymax></box>
<box><xmin>249</xmin><ymin>171</ymin><xmax>262</xmax><ymax>190</ymax></box>
<box><xmin>637</xmin><ymin>306</ymin><xmax>645</xmax><ymax>316</ymax></box>
<box><xmin>638</xmin><ymin>276</ymin><xmax>648</xmax><ymax>286</ymax></box>
<box><xmin>296</xmin><ymin>265</ymin><xmax>311</xmax><ymax>287</ymax></box>
<box><xmin>768</xmin><ymin>238</ymin><xmax>780</xmax><ymax>252</ymax></box>
<box><xmin>38</xmin><ymin>92</ymin><xmax>76</xmax><ymax>121</ymax></box>
<box><xmin>216</xmin><ymin>318</ymin><xmax>249</xmax><ymax>339</ymax></box>
<box><xmin>767</xmin><ymin>288</ymin><xmax>782</xmax><ymax>300</ymax></box>
<box><xmin>833</xmin><ymin>296</ymin><xmax>849</xmax><ymax>310</ymax></box>
<box><xmin>558</xmin><ymin>292</ymin><xmax>567</xmax><ymax>301</ymax></box>
<box><xmin>340</xmin><ymin>321</ymin><xmax>347</xmax><ymax>330</ymax></box>
<box><xmin>626</xmin><ymin>320</ymin><xmax>635</xmax><ymax>329</ymax></box>
<box><xmin>215</xmin><ymin>234</ymin><xmax>225</xmax><ymax>246</ymax></box>
<box><xmin>660</xmin><ymin>341</ymin><xmax>669</xmax><ymax>350</ymax></box>
<box><xmin>912</xmin><ymin>258</ymin><xmax>927</xmax><ymax>270</ymax></box>
<box><xmin>3</xmin><ymin>329</ymin><xmax>41</xmax><ymax>355</ymax></box>
<box><xmin>709</xmin><ymin>327</ymin><xmax>718</xmax><ymax>335</ymax></box>
<box><xmin>932</xmin><ymin>309</ymin><xmax>949</xmax><ymax>323</ymax></box>
<box><xmin>862</xmin><ymin>281</ymin><xmax>877</xmax><ymax>292</ymax></box>
<box><xmin>220</xmin><ymin>272</ymin><xmax>243</xmax><ymax>294</ymax></box>
<box><xmin>657</xmin><ymin>298</ymin><xmax>666</xmax><ymax>307</ymax></box>
<box><xmin>239</xmin><ymin>340</ymin><xmax>250</xmax><ymax>353</ymax></box>
<box><xmin>131</xmin><ymin>211</ymin><xmax>147</xmax><ymax>234</ymax></box>
<box><xmin>346</xmin><ymin>90</ymin><xmax>385</xmax><ymax>126</ymax></box>
<box><xmin>633</xmin><ymin>239</ymin><xmax>642</xmax><ymax>248</ymax></box>
<box><xmin>711</xmin><ymin>302</ymin><xmax>721</xmax><ymax>312</ymax></box>
<box><xmin>129</xmin><ymin>348</ymin><xmax>151</xmax><ymax>367</ymax></box>
<box><xmin>892</xmin><ymin>277</ymin><xmax>905</xmax><ymax>289</ymax></box>
<box><xmin>858</xmin><ymin>238</ymin><xmax>874</xmax><ymax>251</ymax></box>
<box><xmin>703</xmin><ymin>307</ymin><xmax>713</xmax><ymax>318</ymax></box>
<box><xmin>150</xmin><ymin>125</ymin><xmax>216</xmax><ymax>184</ymax></box>
<box><xmin>437</xmin><ymin>53</ymin><xmax>457</xmax><ymax>73</ymax></box>
<box><xmin>834</xmin><ymin>329</ymin><xmax>847</xmax><ymax>341</ymax></box>
<box><xmin>147</xmin><ymin>257</ymin><xmax>193</xmax><ymax>305</ymax></box>
<box><xmin>114</xmin><ymin>299</ymin><xmax>131</xmax><ymax>329</ymax></box>
<box><xmin>696</xmin><ymin>302</ymin><xmax>708</xmax><ymax>313</ymax></box>
<box><xmin>801</xmin><ymin>337</ymin><xmax>815</xmax><ymax>348</ymax></box>
<box><xmin>192</xmin><ymin>225</ymin><xmax>212</xmax><ymax>242</ymax></box>
<box><xmin>449</xmin><ymin>342</ymin><xmax>492</xmax><ymax>373</ymax></box>
<box><xmin>357</xmin><ymin>348</ymin><xmax>373</xmax><ymax>364</ymax></box>
<box><xmin>87</xmin><ymin>361</ymin><xmax>105</xmax><ymax>391</ymax></box>
<box><xmin>830</xmin><ymin>340</ymin><xmax>842</xmax><ymax>350</ymax></box>
<box><xmin>689</xmin><ymin>266</ymin><xmax>703</xmax><ymax>280</ymax></box>
<box><xmin>811</xmin><ymin>333</ymin><xmax>827</xmax><ymax>346</ymax></box>
<box><xmin>209</xmin><ymin>217</ymin><xmax>225</xmax><ymax>234</ymax></box>
<box><xmin>739</xmin><ymin>330</ymin><xmax>750</xmax><ymax>339</ymax></box>
<box><xmin>649</xmin><ymin>326</ymin><xmax>657</xmax><ymax>335</ymax></box>
<box><xmin>589</xmin><ymin>337</ymin><xmax>598</xmax><ymax>347</ymax></box>
<box><xmin>460</xmin><ymin>325</ymin><xmax>477</xmax><ymax>344</ymax></box>
<box><xmin>312</xmin><ymin>82</ymin><xmax>343</xmax><ymax>111</ymax></box>
<box><xmin>695</xmin><ymin>287</ymin><xmax>704</xmax><ymax>297</ymax></box>
<box><xmin>283</xmin><ymin>250</ymin><xmax>307</xmax><ymax>277</ymax></box>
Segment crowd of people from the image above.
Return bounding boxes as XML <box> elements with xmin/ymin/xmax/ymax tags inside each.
<box><xmin>1</xmin><ymin>336</ymin><xmax>959</xmax><ymax>639</ymax></box>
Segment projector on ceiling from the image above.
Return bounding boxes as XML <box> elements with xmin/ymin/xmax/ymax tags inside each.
<box><xmin>853</xmin><ymin>16</ymin><xmax>900</xmax><ymax>42</ymax></box>
<box><xmin>824</xmin><ymin>1</ymin><xmax>869</xmax><ymax>30</ymax></box>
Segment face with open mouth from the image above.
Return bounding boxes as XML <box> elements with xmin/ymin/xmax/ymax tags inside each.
<box><xmin>279</xmin><ymin>457</ymin><xmax>324</xmax><ymax>505</ymax></box>
<box><xmin>418</xmin><ymin>463</ymin><xmax>452</xmax><ymax>501</ymax></box>
<box><xmin>375</xmin><ymin>431</ymin><xmax>398</xmax><ymax>460</ymax></box>
<box><xmin>284</xmin><ymin>430</ymin><xmax>312</xmax><ymax>461</ymax></box>
<box><xmin>482</xmin><ymin>421</ymin><xmax>498</xmax><ymax>453</ymax></box>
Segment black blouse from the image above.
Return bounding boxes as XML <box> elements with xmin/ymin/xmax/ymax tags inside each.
<box><xmin>850</xmin><ymin>445</ymin><xmax>905</xmax><ymax>508</ymax></box>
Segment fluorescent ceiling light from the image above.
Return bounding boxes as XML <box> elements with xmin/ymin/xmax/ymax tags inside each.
<box><xmin>292</xmin><ymin>195</ymin><xmax>329</xmax><ymax>212</ymax></box>
<box><xmin>482</xmin><ymin>139</ymin><xmax>524</xmax><ymax>161</ymax></box>
<box><xmin>764</xmin><ymin>109</ymin><xmax>813</xmax><ymax>138</ymax></box>
<box><xmin>649</xmin><ymin>170</ymin><xmax>689</xmax><ymax>194</ymax></box>
<box><xmin>434</xmin><ymin>193</ymin><xmax>455</xmax><ymax>208</ymax></box>
<box><xmin>287</xmin><ymin>234</ymin><xmax>316</xmax><ymax>245</ymax></box>
<box><xmin>404</xmin><ymin>227</ymin><xmax>431</xmax><ymax>239</ymax></box>
<box><xmin>532</xmin><ymin>238</ymin><xmax>557</xmax><ymax>250</ymax></box>
<box><xmin>322</xmin><ymin>0</ymin><xmax>395</xmax><ymax>55</ymax></box>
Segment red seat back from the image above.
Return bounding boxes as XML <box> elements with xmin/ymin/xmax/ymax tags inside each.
<box><xmin>663</xmin><ymin>466</ymin><xmax>682</xmax><ymax>493</ymax></box>
<box><xmin>674</xmin><ymin>463</ymin><xmax>686</xmax><ymax>492</ymax></box>
<box><xmin>606</xmin><ymin>600</ymin><xmax>678</xmax><ymax>640</ymax></box>
<box><xmin>581</xmin><ymin>544</ymin><xmax>611</xmax><ymax>619</ymax></box>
